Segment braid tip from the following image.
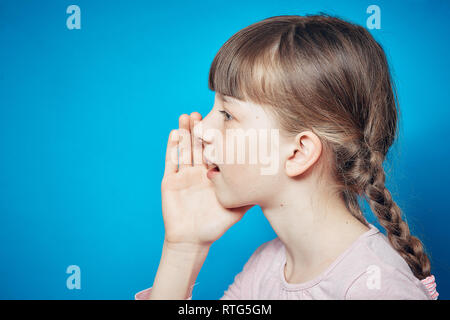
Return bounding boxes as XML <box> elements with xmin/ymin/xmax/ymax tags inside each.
<box><xmin>421</xmin><ymin>275</ymin><xmax>439</xmax><ymax>300</ymax></box>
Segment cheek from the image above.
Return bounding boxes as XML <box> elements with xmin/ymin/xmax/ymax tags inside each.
<box><xmin>223</xmin><ymin>163</ymin><xmax>280</xmax><ymax>206</ymax></box>
<box><xmin>221</xmin><ymin>161</ymin><xmax>272</xmax><ymax>195</ymax></box>
<box><xmin>219</xmin><ymin>124</ymin><xmax>282</xmax><ymax>176</ymax></box>
<box><xmin>220</xmin><ymin>132</ymin><xmax>277</xmax><ymax>181</ymax></box>
<box><xmin>222</xmin><ymin>162</ymin><xmax>258</xmax><ymax>181</ymax></box>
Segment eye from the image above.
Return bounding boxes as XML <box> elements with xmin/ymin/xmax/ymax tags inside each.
<box><xmin>218</xmin><ymin>110</ymin><xmax>233</xmax><ymax>121</ymax></box>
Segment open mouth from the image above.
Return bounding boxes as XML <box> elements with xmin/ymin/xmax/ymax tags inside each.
<box><xmin>205</xmin><ymin>158</ymin><xmax>220</xmax><ymax>172</ymax></box>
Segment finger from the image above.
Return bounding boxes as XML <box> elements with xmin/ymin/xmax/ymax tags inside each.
<box><xmin>178</xmin><ymin>114</ymin><xmax>192</xmax><ymax>169</ymax></box>
<box><xmin>164</xmin><ymin>129</ymin><xmax>180</xmax><ymax>176</ymax></box>
<box><xmin>190</xmin><ymin>112</ymin><xmax>203</xmax><ymax>166</ymax></box>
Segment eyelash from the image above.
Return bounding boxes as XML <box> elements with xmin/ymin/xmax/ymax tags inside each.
<box><xmin>219</xmin><ymin>110</ymin><xmax>233</xmax><ymax>121</ymax></box>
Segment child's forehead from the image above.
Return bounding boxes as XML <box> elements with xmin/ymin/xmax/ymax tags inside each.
<box><xmin>217</xmin><ymin>93</ymin><xmax>252</xmax><ymax>113</ymax></box>
<box><xmin>216</xmin><ymin>92</ymin><xmax>236</xmax><ymax>103</ymax></box>
<box><xmin>216</xmin><ymin>92</ymin><xmax>251</xmax><ymax>108</ymax></box>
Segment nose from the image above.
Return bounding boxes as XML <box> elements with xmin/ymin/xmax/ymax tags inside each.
<box><xmin>193</xmin><ymin>116</ymin><xmax>214</xmax><ymax>145</ymax></box>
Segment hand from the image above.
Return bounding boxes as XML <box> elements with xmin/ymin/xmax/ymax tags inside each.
<box><xmin>161</xmin><ymin>112</ymin><xmax>254</xmax><ymax>248</ymax></box>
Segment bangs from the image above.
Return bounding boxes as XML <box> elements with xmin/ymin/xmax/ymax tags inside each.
<box><xmin>208</xmin><ymin>19</ymin><xmax>293</xmax><ymax>108</ymax></box>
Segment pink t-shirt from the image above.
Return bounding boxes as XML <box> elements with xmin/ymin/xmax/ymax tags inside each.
<box><xmin>135</xmin><ymin>224</ymin><xmax>438</xmax><ymax>300</ymax></box>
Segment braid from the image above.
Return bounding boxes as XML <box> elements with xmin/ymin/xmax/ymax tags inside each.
<box><xmin>342</xmin><ymin>188</ymin><xmax>368</xmax><ymax>227</ymax></box>
<box><xmin>334</xmin><ymin>140</ymin><xmax>370</xmax><ymax>227</ymax></box>
<box><xmin>362</xmin><ymin>146</ymin><xmax>431</xmax><ymax>279</ymax></box>
<box><xmin>335</xmin><ymin>138</ymin><xmax>431</xmax><ymax>280</ymax></box>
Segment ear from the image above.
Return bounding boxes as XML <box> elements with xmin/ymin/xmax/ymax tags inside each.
<box><xmin>285</xmin><ymin>131</ymin><xmax>322</xmax><ymax>177</ymax></box>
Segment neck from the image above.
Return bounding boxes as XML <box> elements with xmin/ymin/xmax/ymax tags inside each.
<box><xmin>260</xmin><ymin>184</ymin><xmax>370</xmax><ymax>284</ymax></box>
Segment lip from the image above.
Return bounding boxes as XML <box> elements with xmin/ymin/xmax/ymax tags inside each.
<box><xmin>204</xmin><ymin>154</ymin><xmax>220</xmax><ymax>179</ymax></box>
<box><xmin>207</xmin><ymin>167</ymin><xmax>220</xmax><ymax>179</ymax></box>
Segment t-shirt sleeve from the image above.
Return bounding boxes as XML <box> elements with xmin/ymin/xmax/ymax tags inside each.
<box><xmin>345</xmin><ymin>267</ymin><xmax>431</xmax><ymax>300</ymax></box>
<box><xmin>220</xmin><ymin>242</ymin><xmax>270</xmax><ymax>300</ymax></box>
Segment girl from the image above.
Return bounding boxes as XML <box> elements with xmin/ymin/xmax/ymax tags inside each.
<box><xmin>136</xmin><ymin>13</ymin><xmax>438</xmax><ymax>300</ymax></box>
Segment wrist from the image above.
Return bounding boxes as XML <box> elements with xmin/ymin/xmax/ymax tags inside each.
<box><xmin>163</xmin><ymin>239</ymin><xmax>211</xmax><ymax>255</ymax></box>
<box><xmin>149</xmin><ymin>240</ymin><xmax>210</xmax><ymax>299</ymax></box>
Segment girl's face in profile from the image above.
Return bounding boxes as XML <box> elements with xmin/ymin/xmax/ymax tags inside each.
<box><xmin>195</xmin><ymin>92</ymin><xmax>288</xmax><ymax>209</ymax></box>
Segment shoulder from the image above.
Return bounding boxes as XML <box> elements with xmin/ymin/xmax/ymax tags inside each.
<box><xmin>220</xmin><ymin>237</ymin><xmax>283</xmax><ymax>300</ymax></box>
<box><xmin>243</xmin><ymin>236</ymin><xmax>283</xmax><ymax>271</ymax></box>
<box><xmin>341</xmin><ymin>228</ymin><xmax>431</xmax><ymax>300</ymax></box>
<box><xmin>236</xmin><ymin>237</ymin><xmax>283</xmax><ymax>277</ymax></box>
<box><xmin>345</xmin><ymin>267</ymin><xmax>431</xmax><ymax>300</ymax></box>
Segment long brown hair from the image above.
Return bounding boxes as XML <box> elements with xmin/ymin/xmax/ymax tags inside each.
<box><xmin>208</xmin><ymin>13</ymin><xmax>431</xmax><ymax>279</ymax></box>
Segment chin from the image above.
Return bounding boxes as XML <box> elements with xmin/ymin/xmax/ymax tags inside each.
<box><xmin>215</xmin><ymin>191</ymin><xmax>254</xmax><ymax>209</ymax></box>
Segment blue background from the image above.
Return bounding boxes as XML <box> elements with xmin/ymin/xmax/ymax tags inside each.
<box><xmin>0</xmin><ymin>0</ymin><xmax>449</xmax><ymax>299</ymax></box>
